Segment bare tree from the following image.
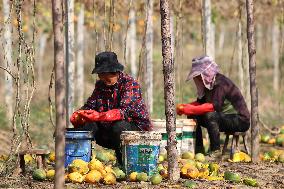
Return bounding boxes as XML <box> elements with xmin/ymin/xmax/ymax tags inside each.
<box><xmin>218</xmin><ymin>24</ymin><xmax>225</xmax><ymax>49</ymax></box>
<box><xmin>272</xmin><ymin>17</ymin><xmax>280</xmax><ymax>93</ymax></box>
<box><xmin>170</xmin><ymin>11</ymin><xmax>175</xmax><ymax>59</ymax></box>
<box><xmin>52</xmin><ymin>0</ymin><xmax>66</xmax><ymax>187</ymax></box>
<box><xmin>238</xmin><ymin>1</ymin><xmax>244</xmax><ymax>93</ymax></box>
<box><xmin>128</xmin><ymin>4</ymin><xmax>137</xmax><ymax>77</ymax></box>
<box><xmin>38</xmin><ymin>32</ymin><xmax>48</xmax><ymax>83</ymax></box>
<box><xmin>212</xmin><ymin>23</ymin><xmax>215</xmax><ymax>59</ymax></box>
<box><xmin>76</xmin><ymin>3</ymin><xmax>85</xmax><ymax>106</ymax></box>
<box><xmin>65</xmin><ymin>0</ymin><xmax>75</xmax><ymax>128</ymax></box>
<box><xmin>202</xmin><ymin>0</ymin><xmax>214</xmax><ymax>58</ymax></box>
<box><xmin>3</xmin><ymin>0</ymin><xmax>13</xmax><ymax>121</ymax></box>
<box><xmin>256</xmin><ymin>24</ymin><xmax>262</xmax><ymax>51</ymax></box>
<box><xmin>246</xmin><ymin>0</ymin><xmax>259</xmax><ymax>162</ymax></box>
<box><xmin>160</xmin><ymin>0</ymin><xmax>179</xmax><ymax>181</ymax></box>
<box><xmin>238</xmin><ymin>21</ymin><xmax>244</xmax><ymax>93</ymax></box>
<box><xmin>145</xmin><ymin>0</ymin><xmax>154</xmax><ymax>113</ymax></box>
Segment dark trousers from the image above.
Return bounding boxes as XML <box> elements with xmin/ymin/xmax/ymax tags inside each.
<box><xmin>191</xmin><ymin>112</ymin><xmax>250</xmax><ymax>153</ymax></box>
<box><xmin>83</xmin><ymin>120</ymin><xmax>141</xmax><ymax>164</ymax></box>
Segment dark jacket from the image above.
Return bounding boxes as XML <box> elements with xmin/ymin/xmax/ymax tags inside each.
<box><xmin>197</xmin><ymin>73</ymin><xmax>250</xmax><ymax>124</ymax></box>
<box><xmin>82</xmin><ymin>72</ymin><xmax>152</xmax><ymax>131</ymax></box>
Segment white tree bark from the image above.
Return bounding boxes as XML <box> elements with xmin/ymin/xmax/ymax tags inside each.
<box><xmin>38</xmin><ymin>33</ymin><xmax>48</xmax><ymax>83</ymax></box>
<box><xmin>272</xmin><ymin>17</ymin><xmax>279</xmax><ymax>92</ymax></box>
<box><xmin>3</xmin><ymin>0</ymin><xmax>13</xmax><ymax>121</ymax></box>
<box><xmin>211</xmin><ymin>23</ymin><xmax>215</xmax><ymax>60</ymax></box>
<box><xmin>65</xmin><ymin>0</ymin><xmax>75</xmax><ymax>127</ymax></box>
<box><xmin>256</xmin><ymin>23</ymin><xmax>262</xmax><ymax>51</ymax></box>
<box><xmin>145</xmin><ymin>0</ymin><xmax>153</xmax><ymax>113</ymax></box>
<box><xmin>202</xmin><ymin>0</ymin><xmax>214</xmax><ymax>58</ymax></box>
<box><xmin>76</xmin><ymin>4</ymin><xmax>85</xmax><ymax>106</ymax></box>
<box><xmin>129</xmin><ymin>6</ymin><xmax>137</xmax><ymax>77</ymax></box>
<box><xmin>218</xmin><ymin>24</ymin><xmax>225</xmax><ymax>49</ymax></box>
<box><xmin>237</xmin><ymin>21</ymin><xmax>244</xmax><ymax>93</ymax></box>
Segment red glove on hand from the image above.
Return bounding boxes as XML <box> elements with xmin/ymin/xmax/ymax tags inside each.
<box><xmin>176</xmin><ymin>103</ymin><xmax>214</xmax><ymax>116</ymax></box>
<box><xmin>70</xmin><ymin>111</ymin><xmax>87</xmax><ymax>128</ymax></box>
<box><xmin>98</xmin><ymin>109</ymin><xmax>124</xmax><ymax>122</ymax></box>
<box><xmin>176</xmin><ymin>102</ymin><xmax>200</xmax><ymax>115</ymax></box>
<box><xmin>77</xmin><ymin>110</ymin><xmax>100</xmax><ymax>122</ymax></box>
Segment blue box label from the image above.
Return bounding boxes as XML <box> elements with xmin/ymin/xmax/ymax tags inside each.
<box><xmin>123</xmin><ymin>144</ymin><xmax>159</xmax><ymax>176</ymax></box>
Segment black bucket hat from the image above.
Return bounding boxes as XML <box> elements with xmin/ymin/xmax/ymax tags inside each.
<box><xmin>92</xmin><ymin>51</ymin><xmax>124</xmax><ymax>74</ymax></box>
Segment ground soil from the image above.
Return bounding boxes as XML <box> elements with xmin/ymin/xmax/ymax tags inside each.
<box><xmin>0</xmin><ymin>145</ymin><xmax>283</xmax><ymax>189</ymax></box>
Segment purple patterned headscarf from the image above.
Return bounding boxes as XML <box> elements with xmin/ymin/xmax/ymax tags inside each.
<box><xmin>186</xmin><ymin>56</ymin><xmax>219</xmax><ymax>97</ymax></box>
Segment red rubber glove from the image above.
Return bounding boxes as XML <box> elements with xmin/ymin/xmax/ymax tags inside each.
<box><xmin>176</xmin><ymin>101</ymin><xmax>201</xmax><ymax>115</ymax></box>
<box><xmin>97</xmin><ymin>109</ymin><xmax>124</xmax><ymax>122</ymax></box>
<box><xmin>177</xmin><ymin>104</ymin><xmax>186</xmax><ymax>115</ymax></box>
<box><xmin>77</xmin><ymin>110</ymin><xmax>100</xmax><ymax>122</ymax></box>
<box><xmin>177</xmin><ymin>103</ymin><xmax>214</xmax><ymax>115</ymax></box>
<box><xmin>70</xmin><ymin>111</ymin><xmax>87</xmax><ymax>128</ymax></box>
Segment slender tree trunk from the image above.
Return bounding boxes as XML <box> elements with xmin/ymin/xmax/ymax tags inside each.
<box><xmin>245</xmin><ymin>41</ymin><xmax>251</xmax><ymax>109</ymax></box>
<box><xmin>175</xmin><ymin>0</ymin><xmax>183</xmax><ymax>102</ymax></box>
<box><xmin>218</xmin><ymin>24</ymin><xmax>225</xmax><ymax>49</ymax></box>
<box><xmin>256</xmin><ymin>23</ymin><xmax>262</xmax><ymax>51</ymax></box>
<box><xmin>170</xmin><ymin>11</ymin><xmax>175</xmax><ymax>59</ymax></box>
<box><xmin>52</xmin><ymin>0</ymin><xmax>66</xmax><ymax>187</ymax></box>
<box><xmin>93</xmin><ymin>2</ymin><xmax>98</xmax><ymax>55</ymax></box>
<box><xmin>76</xmin><ymin>4</ymin><xmax>85</xmax><ymax>106</ymax></box>
<box><xmin>3</xmin><ymin>0</ymin><xmax>13</xmax><ymax>121</ymax></box>
<box><xmin>160</xmin><ymin>0</ymin><xmax>179</xmax><ymax>181</ymax></box>
<box><xmin>129</xmin><ymin>5</ymin><xmax>137</xmax><ymax>77</ymax></box>
<box><xmin>65</xmin><ymin>0</ymin><xmax>75</xmax><ymax>127</ymax></box>
<box><xmin>246</xmin><ymin>0</ymin><xmax>259</xmax><ymax>162</ymax></box>
<box><xmin>242</xmin><ymin>22</ymin><xmax>251</xmax><ymax>109</ymax></box>
<box><xmin>211</xmin><ymin>23</ymin><xmax>215</xmax><ymax>59</ymax></box>
<box><xmin>38</xmin><ymin>33</ymin><xmax>48</xmax><ymax>84</ymax></box>
<box><xmin>145</xmin><ymin>0</ymin><xmax>154</xmax><ymax>113</ymax></box>
<box><xmin>202</xmin><ymin>0</ymin><xmax>214</xmax><ymax>58</ymax></box>
<box><xmin>238</xmin><ymin>21</ymin><xmax>244</xmax><ymax>93</ymax></box>
<box><xmin>237</xmin><ymin>2</ymin><xmax>244</xmax><ymax>93</ymax></box>
<box><xmin>272</xmin><ymin>17</ymin><xmax>280</xmax><ymax>93</ymax></box>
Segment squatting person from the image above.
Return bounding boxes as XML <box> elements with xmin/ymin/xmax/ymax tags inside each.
<box><xmin>70</xmin><ymin>51</ymin><xmax>152</xmax><ymax>164</ymax></box>
<box><xmin>176</xmin><ymin>55</ymin><xmax>250</xmax><ymax>156</ymax></box>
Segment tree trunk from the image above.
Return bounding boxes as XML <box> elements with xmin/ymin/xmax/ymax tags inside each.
<box><xmin>218</xmin><ymin>24</ymin><xmax>225</xmax><ymax>49</ymax></box>
<box><xmin>38</xmin><ymin>33</ymin><xmax>48</xmax><ymax>84</ymax></box>
<box><xmin>202</xmin><ymin>0</ymin><xmax>214</xmax><ymax>58</ymax></box>
<box><xmin>211</xmin><ymin>23</ymin><xmax>215</xmax><ymax>60</ymax></box>
<box><xmin>272</xmin><ymin>17</ymin><xmax>279</xmax><ymax>93</ymax></box>
<box><xmin>65</xmin><ymin>0</ymin><xmax>75</xmax><ymax>127</ymax></box>
<box><xmin>129</xmin><ymin>5</ymin><xmax>137</xmax><ymax>77</ymax></box>
<box><xmin>237</xmin><ymin>3</ymin><xmax>244</xmax><ymax>93</ymax></box>
<box><xmin>160</xmin><ymin>0</ymin><xmax>179</xmax><ymax>181</ymax></box>
<box><xmin>76</xmin><ymin>4</ymin><xmax>85</xmax><ymax>106</ymax></box>
<box><xmin>246</xmin><ymin>0</ymin><xmax>259</xmax><ymax>162</ymax></box>
<box><xmin>256</xmin><ymin>24</ymin><xmax>262</xmax><ymax>51</ymax></box>
<box><xmin>170</xmin><ymin>11</ymin><xmax>175</xmax><ymax>59</ymax></box>
<box><xmin>145</xmin><ymin>0</ymin><xmax>154</xmax><ymax>113</ymax></box>
<box><xmin>52</xmin><ymin>0</ymin><xmax>66</xmax><ymax>187</ymax></box>
<box><xmin>3</xmin><ymin>0</ymin><xmax>13</xmax><ymax>121</ymax></box>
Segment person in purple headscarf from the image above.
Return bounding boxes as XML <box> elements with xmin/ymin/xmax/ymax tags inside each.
<box><xmin>177</xmin><ymin>56</ymin><xmax>250</xmax><ymax>155</ymax></box>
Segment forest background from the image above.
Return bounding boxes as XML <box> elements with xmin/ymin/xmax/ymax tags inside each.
<box><xmin>0</xmin><ymin>0</ymin><xmax>283</xmax><ymax>151</ymax></box>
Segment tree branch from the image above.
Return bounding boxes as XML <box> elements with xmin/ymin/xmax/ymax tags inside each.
<box><xmin>0</xmin><ymin>66</ymin><xmax>16</xmax><ymax>80</ymax></box>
